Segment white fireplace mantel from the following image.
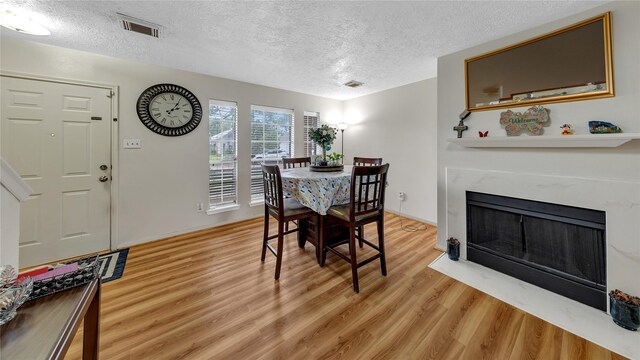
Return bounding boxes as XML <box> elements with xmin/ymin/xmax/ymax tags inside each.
<box><xmin>447</xmin><ymin>133</ymin><xmax>640</xmax><ymax>148</ymax></box>
<box><xmin>435</xmin><ymin>167</ymin><xmax>640</xmax><ymax>358</ymax></box>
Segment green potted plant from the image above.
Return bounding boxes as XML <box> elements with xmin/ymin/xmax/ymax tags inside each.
<box><xmin>308</xmin><ymin>124</ymin><xmax>337</xmax><ymax>166</ymax></box>
<box><xmin>609</xmin><ymin>289</ymin><xmax>640</xmax><ymax>331</ymax></box>
<box><xmin>326</xmin><ymin>152</ymin><xmax>344</xmax><ymax>166</ymax></box>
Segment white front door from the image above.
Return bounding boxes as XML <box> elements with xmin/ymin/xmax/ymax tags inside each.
<box><xmin>1</xmin><ymin>76</ymin><xmax>112</xmax><ymax>267</ymax></box>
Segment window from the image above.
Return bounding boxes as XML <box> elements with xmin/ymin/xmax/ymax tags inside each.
<box><xmin>303</xmin><ymin>111</ymin><xmax>321</xmax><ymax>156</ymax></box>
<box><xmin>250</xmin><ymin>105</ymin><xmax>294</xmax><ymax>204</ymax></box>
<box><xmin>208</xmin><ymin>100</ymin><xmax>238</xmax><ymax>212</ymax></box>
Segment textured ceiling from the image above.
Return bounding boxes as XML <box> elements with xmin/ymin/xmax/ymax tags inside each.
<box><xmin>0</xmin><ymin>1</ymin><xmax>607</xmax><ymax>100</ymax></box>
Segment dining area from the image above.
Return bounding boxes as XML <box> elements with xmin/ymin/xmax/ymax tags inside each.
<box><xmin>260</xmin><ymin>156</ymin><xmax>389</xmax><ymax>293</ymax></box>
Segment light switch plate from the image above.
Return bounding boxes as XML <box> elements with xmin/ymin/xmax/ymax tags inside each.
<box><xmin>123</xmin><ymin>139</ymin><xmax>141</xmax><ymax>149</ymax></box>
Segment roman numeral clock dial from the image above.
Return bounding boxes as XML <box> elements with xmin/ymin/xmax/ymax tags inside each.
<box><xmin>136</xmin><ymin>84</ymin><xmax>202</xmax><ymax>136</ymax></box>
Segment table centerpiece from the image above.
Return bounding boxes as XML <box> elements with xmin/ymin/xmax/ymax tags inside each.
<box><xmin>309</xmin><ymin>124</ymin><xmax>344</xmax><ymax>172</ymax></box>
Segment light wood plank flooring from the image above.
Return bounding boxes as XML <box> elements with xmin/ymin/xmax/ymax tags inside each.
<box><xmin>65</xmin><ymin>213</ymin><xmax>625</xmax><ymax>359</ymax></box>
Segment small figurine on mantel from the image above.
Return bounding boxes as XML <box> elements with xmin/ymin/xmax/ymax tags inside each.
<box><xmin>453</xmin><ymin>110</ymin><xmax>471</xmax><ymax>138</ymax></box>
<box><xmin>560</xmin><ymin>124</ymin><xmax>575</xmax><ymax>135</ymax></box>
<box><xmin>589</xmin><ymin>121</ymin><xmax>622</xmax><ymax>134</ymax></box>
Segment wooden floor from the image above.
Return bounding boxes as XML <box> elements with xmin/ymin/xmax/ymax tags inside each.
<box><xmin>65</xmin><ymin>213</ymin><xmax>625</xmax><ymax>359</ymax></box>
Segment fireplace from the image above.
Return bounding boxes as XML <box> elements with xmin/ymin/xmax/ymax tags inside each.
<box><xmin>466</xmin><ymin>191</ymin><xmax>607</xmax><ymax>311</ymax></box>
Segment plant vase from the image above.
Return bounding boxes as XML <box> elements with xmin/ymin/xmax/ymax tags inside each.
<box><xmin>447</xmin><ymin>238</ymin><xmax>460</xmax><ymax>261</ymax></box>
<box><xmin>609</xmin><ymin>293</ymin><xmax>640</xmax><ymax>331</ymax></box>
<box><xmin>318</xmin><ymin>148</ymin><xmax>328</xmax><ymax>166</ymax></box>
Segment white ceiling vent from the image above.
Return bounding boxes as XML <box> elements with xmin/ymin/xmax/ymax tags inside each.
<box><xmin>344</xmin><ymin>80</ymin><xmax>364</xmax><ymax>88</ymax></box>
<box><xmin>117</xmin><ymin>13</ymin><xmax>160</xmax><ymax>38</ymax></box>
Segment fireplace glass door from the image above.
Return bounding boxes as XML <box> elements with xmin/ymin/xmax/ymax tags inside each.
<box><xmin>466</xmin><ymin>192</ymin><xmax>607</xmax><ymax>310</ymax></box>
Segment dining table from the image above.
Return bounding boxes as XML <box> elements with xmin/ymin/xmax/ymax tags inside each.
<box><xmin>280</xmin><ymin>165</ymin><xmax>353</xmax><ymax>263</ymax></box>
<box><xmin>280</xmin><ymin>165</ymin><xmax>353</xmax><ymax>215</ymax></box>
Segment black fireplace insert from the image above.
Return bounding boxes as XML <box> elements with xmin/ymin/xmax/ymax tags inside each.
<box><xmin>466</xmin><ymin>191</ymin><xmax>607</xmax><ymax>311</ymax></box>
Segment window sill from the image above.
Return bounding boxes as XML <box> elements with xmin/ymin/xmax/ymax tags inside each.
<box><xmin>206</xmin><ymin>204</ymin><xmax>240</xmax><ymax>215</ymax></box>
<box><xmin>249</xmin><ymin>201</ymin><xmax>264</xmax><ymax>208</ymax></box>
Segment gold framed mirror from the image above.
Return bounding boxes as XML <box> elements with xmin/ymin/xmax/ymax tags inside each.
<box><xmin>465</xmin><ymin>12</ymin><xmax>613</xmax><ymax>112</ymax></box>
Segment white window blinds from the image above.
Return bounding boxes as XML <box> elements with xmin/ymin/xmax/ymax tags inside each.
<box><xmin>250</xmin><ymin>105</ymin><xmax>294</xmax><ymax>204</ymax></box>
<box><xmin>209</xmin><ymin>100</ymin><xmax>238</xmax><ymax>210</ymax></box>
<box><xmin>303</xmin><ymin>111</ymin><xmax>321</xmax><ymax>156</ymax></box>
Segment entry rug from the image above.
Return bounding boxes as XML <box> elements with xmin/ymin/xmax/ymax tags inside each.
<box><xmin>98</xmin><ymin>248</ymin><xmax>129</xmax><ymax>283</ymax></box>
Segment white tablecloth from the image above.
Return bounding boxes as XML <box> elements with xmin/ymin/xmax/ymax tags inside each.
<box><xmin>280</xmin><ymin>166</ymin><xmax>352</xmax><ymax>215</ymax></box>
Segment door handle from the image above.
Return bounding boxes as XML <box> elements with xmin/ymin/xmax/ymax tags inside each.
<box><xmin>100</xmin><ymin>165</ymin><xmax>108</xmax><ymax>171</ymax></box>
<box><xmin>99</xmin><ymin>176</ymin><xmax>109</xmax><ymax>182</ymax></box>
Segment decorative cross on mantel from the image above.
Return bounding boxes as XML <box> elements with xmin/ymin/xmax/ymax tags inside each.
<box><xmin>454</xmin><ymin>120</ymin><xmax>469</xmax><ymax>138</ymax></box>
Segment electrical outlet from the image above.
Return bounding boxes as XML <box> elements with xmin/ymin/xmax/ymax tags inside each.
<box><xmin>196</xmin><ymin>202</ymin><xmax>204</xmax><ymax>212</ymax></box>
<box><xmin>398</xmin><ymin>191</ymin><xmax>405</xmax><ymax>201</ymax></box>
<box><xmin>123</xmin><ymin>139</ymin><xmax>141</xmax><ymax>149</ymax></box>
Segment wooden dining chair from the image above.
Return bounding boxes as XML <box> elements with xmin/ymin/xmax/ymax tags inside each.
<box><xmin>282</xmin><ymin>157</ymin><xmax>312</xmax><ymax>169</ymax></box>
<box><xmin>353</xmin><ymin>157</ymin><xmax>383</xmax><ymax>166</ymax></box>
<box><xmin>322</xmin><ymin>164</ymin><xmax>390</xmax><ymax>293</ymax></box>
<box><xmin>261</xmin><ymin>164</ymin><xmax>317</xmax><ymax>280</ymax></box>
<box><xmin>281</xmin><ymin>157</ymin><xmax>311</xmax><ymax>231</ymax></box>
<box><xmin>352</xmin><ymin>157</ymin><xmax>383</xmax><ymax>247</ymax></box>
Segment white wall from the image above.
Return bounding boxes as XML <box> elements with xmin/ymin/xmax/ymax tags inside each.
<box><xmin>0</xmin><ymin>186</ymin><xmax>20</xmax><ymax>269</ymax></box>
<box><xmin>436</xmin><ymin>1</ymin><xmax>640</xmax><ymax>247</ymax></box>
<box><xmin>343</xmin><ymin>79</ymin><xmax>438</xmax><ymax>223</ymax></box>
<box><xmin>0</xmin><ymin>37</ymin><xmax>343</xmax><ymax>248</ymax></box>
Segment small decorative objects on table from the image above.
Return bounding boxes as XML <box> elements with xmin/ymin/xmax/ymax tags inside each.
<box><xmin>500</xmin><ymin>105</ymin><xmax>550</xmax><ymax>136</ymax></box>
<box><xmin>309</xmin><ymin>124</ymin><xmax>343</xmax><ymax>172</ymax></box>
<box><xmin>25</xmin><ymin>255</ymin><xmax>100</xmax><ymax>301</ymax></box>
<box><xmin>478</xmin><ymin>131</ymin><xmax>489</xmax><ymax>138</ymax></box>
<box><xmin>609</xmin><ymin>289</ymin><xmax>640</xmax><ymax>331</ymax></box>
<box><xmin>560</xmin><ymin>124</ymin><xmax>575</xmax><ymax>135</ymax></box>
<box><xmin>326</xmin><ymin>152</ymin><xmax>344</xmax><ymax>165</ymax></box>
<box><xmin>0</xmin><ymin>265</ymin><xmax>33</xmax><ymax>325</ymax></box>
<box><xmin>589</xmin><ymin>121</ymin><xmax>622</xmax><ymax>134</ymax></box>
<box><xmin>446</xmin><ymin>237</ymin><xmax>460</xmax><ymax>261</ymax></box>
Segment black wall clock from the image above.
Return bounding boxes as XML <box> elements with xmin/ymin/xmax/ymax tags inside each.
<box><xmin>136</xmin><ymin>83</ymin><xmax>202</xmax><ymax>136</ymax></box>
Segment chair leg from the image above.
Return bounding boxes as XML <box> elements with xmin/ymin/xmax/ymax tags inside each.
<box><xmin>377</xmin><ymin>218</ymin><xmax>387</xmax><ymax>276</ymax></box>
<box><xmin>357</xmin><ymin>226</ymin><xmax>364</xmax><ymax>248</ymax></box>
<box><xmin>349</xmin><ymin>227</ymin><xmax>359</xmax><ymax>293</ymax></box>
<box><xmin>261</xmin><ymin>210</ymin><xmax>269</xmax><ymax>261</ymax></box>
<box><xmin>319</xmin><ymin>215</ymin><xmax>326</xmax><ymax>267</ymax></box>
<box><xmin>274</xmin><ymin>220</ymin><xmax>285</xmax><ymax>280</ymax></box>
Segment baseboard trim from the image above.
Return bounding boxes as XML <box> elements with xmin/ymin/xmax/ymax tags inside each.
<box><xmin>117</xmin><ymin>216</ymin><xmax>263</xmax><ymax>250</ymax></box>
<box><xmin>385</xmin><ymin>209</ymin><xmax>437</xmax><ymax>226</ymax></box>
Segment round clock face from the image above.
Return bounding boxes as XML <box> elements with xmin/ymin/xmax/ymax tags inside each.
<box><xmin>136</xmin><ymin>84</ymin><xmax>202</xmax><ymax>136</ymax></box>
<box><xmin>149</xmin><ymin>93</ymin><xmax>193</xmax><ymax>128</ymax></box>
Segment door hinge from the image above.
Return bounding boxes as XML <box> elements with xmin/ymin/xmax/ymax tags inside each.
<box><xmin>113</xmin><ymin>118</ymin><xmax>118</xmax><ymax>122</ymax></box>
<box><xmin>107</xmin><ymin>91</ymin><xmax>115</xmax><ymax>98</ymax></box>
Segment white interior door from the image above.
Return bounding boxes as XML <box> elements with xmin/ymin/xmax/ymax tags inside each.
<box><xmin>1</xmin><ymin>76</ymin><xmax>112</xmax><ymax>268</ymax></box>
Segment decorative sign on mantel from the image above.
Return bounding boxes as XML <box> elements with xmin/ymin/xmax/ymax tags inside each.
<box><xmin>500</xmin><ymin>106</ymin><xmax>551</xmax><ymax>136</ymax></box>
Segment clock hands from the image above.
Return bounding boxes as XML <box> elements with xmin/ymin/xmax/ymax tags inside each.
<box><xmin>165</xmin><ymin>99</ymin><xmax>182</xmax><ymax>115</ymax></box>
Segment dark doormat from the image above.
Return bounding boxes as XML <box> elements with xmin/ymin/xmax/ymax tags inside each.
<box><xmin>98</xmin><ymin>248</ymin><xmax>129</xmax><ymax>283</ymax></box>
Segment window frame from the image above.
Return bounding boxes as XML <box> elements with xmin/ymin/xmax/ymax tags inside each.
<box><xmin>207</xmin><ymin>99</ymin><xmax>239</xmax><ymax>214</ymax></box>
<box><xmin>303</xmin><ymin>111</ymin><xmax>322</xmax><ymax>157</ymax></box>
<box><xmin>250</xmin><ymin>105</ymin><xmax>295</xmax><ymax>205</ymax></box>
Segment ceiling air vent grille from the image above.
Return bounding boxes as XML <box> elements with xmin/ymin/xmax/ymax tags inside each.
<box><xmin>117</xmin><ymin>13</ymin><xmax>160</xmax><ymax>38</ymax></box>
<box><xmin>344</xmin><ymin>80</ymin><xmax>364</xmax><ymax>88</ymax></box>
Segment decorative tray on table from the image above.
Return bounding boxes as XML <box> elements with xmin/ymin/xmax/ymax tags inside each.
<box><xmin>310</xmin><ymin>165</ymin><xmax>344</xmax><ymax>172</ymax></box>
<box><xmin>25</xmin><ymin>255</ymin><xmax>100</xmax><ymax>301</ymax></box>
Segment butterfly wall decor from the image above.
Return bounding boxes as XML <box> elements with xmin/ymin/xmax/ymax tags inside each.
<box><xmin>479</xmin><ymin>131</ymin><xmax>489</xmax><ymax>138</ymax></box>
<box><xmin>499</xmin><ymin>106</ymin><xmax>550</xmax><ymax>136</ymax></box>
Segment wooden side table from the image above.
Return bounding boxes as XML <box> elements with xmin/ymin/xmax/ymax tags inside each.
<box><xmin>1</xmin><ymin>278</ymin><xmax>101</xmax><ymax>360</ymax></box>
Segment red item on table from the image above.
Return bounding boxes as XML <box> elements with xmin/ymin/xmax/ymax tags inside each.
<box><xmin>17</xmin><ymin>266</ymin><xmax>49</xmax><ymax>282</ymax></box>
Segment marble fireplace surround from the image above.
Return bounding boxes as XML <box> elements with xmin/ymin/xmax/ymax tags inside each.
<box><xmin>430</xmin><ymin>167</ymin><xmax>640</xmax><ymax>357</ymax></box>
